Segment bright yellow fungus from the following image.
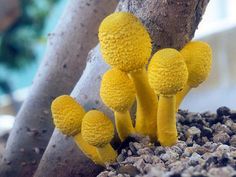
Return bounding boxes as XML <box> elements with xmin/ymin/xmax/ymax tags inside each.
<box><xmin>99</xmin><ymin>12</ymin><xmax>151</xmax><ymax>72</ymax></box>
<box><xmin>100</xmin><ymin>69</ymin><xmax>135</xmax><ymax>141</ymax></box>
<box><xmin>82</xmin><ymin>110</ymin><xmax>117</xmax><ymax>164</ymax></box>
<box><xmin>148</xmin><ymin>49</ymin><xmax>188</xmax><ymax>96</ymax></box>
<box><xmin>51</xmin><ymin>95</ymin><xmax>85</xmax><ymax>136</ymax></box>
<box><xmin>99</xmin><ymin>12</ymin><xmax>157</xmax><ymax>140</ymax></box>
<box><xmin>51</xmin><ymin>95</ymin><xmax>102</xmax><ymax>165</ymax></box>
<box><xmin>148</xmin><ymin>49</ymin><xmax>188</xmax><ymax>146</ymax></box>
<box><xmin>130</xmin><ymin>69</ymin><xmax>158</xmax><ymax>141</ymax></box>
<box><xmin>176</xmin><ymin>41</ymin><xmax>212</xmax><ymax>109</ymax></box>
<box><xmin>100</xmin><ymin>69</ymin><xmax>135</xmax><ymax>112</ymax></box>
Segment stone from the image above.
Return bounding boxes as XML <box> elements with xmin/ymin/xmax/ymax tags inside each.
<box><xmin>201</xmin><ymin>126</ymin><xmax>213</xmax><ymax>138</ymax></box>
<box><xmin>132</xmin><ymin>142</ymin><xmax>142</xmax><ymax>150</ymax></box>
<box><xmin>142</xmin><ymin>154</ymin><xmax>153</xmax><ymax>164</ymax></box>
<box><xmin>108</xmin><ymin>171</ymin><xmax>117</xmax><ymax>176</ymax></box>
<box><xmin>218</xmin><ymin>153</ymin><xmax>230</xmax><ymax>167</ymax></box>
<box><xmin>230</xmin><ymin>135</ymin><xmax>236</xmax><ymax>147</ymax></box>
<box><xmin>129</xmin><ymin>142</ymin><xmax>138</xmax><ymax>155</ymax></box>
<box><xmin>97</xmin><ymin>171</ymin><xmax>109</xmax><ymax>177</ymax></box>
<box><xmin>154</xmin><ymin>146</ymin><xmax>166</xmax><ymax>156</ymax></box>
<box><xmin>117</xmin><ymin>165</ymin><xmax>139</xmax><ymax>176</ymax></box>
<box><xmin>189</xmin><ymin>152</ymin><xmax>202</xmax><ymax>166</ymax></box>
<box><xmin>127</xmin><ymin>150</ymin><xmax>132</xmax><ymax>156</ymax></box>
<box><xmin>212</xmin><ymin>124</ymin><xmax>232</xmax><ymax>135</ymax></box>
<box><xmin>183</xmin><ymin>147</ymin><xmax>195</xmax><ymax>157</ymax></box>
<box><xmin>216</xmin><ymin>106</ymin><xmax>231</xmax><ymax>117</ymax></box>
<box><xmin>215</xmin><ymin>145</ymin><xmax>230</xmax><ymax>155</ymax></box>
<box><xmin>208</xmin><ymin>166</ymin><xmax>236</xmax><ymax>177</ymax></box>
<box><xmin>187</xmin><ymin>126</ymin><xmax>201</xmax><ymax>138</ymax></box>
<box><xmin>134</xmin><ymin>159</ymin><xmax>146</xmax><ymax>174</ymax></box>
<box><xmin>171</xmin><ymin>146</ymin><xmax>183</xmax><ymax>155</ymax></box>
<box><xmin>117</xmin><ymin>154</ymin><xmax>126</xmax><ymax>163</ymax></box>
<box><xmin>213</xmin><ymin>132</ymin><xmax>230</xmax><ymax>144</ymax></box>
<box><xmin>231</xmin><ymin>123</ymin><xmax>236</xmax><ymax>132</ymax></box>
<box><xmin>137</xmin><ymin>147</ymin><xmax>153</xmax><ymax>155</ymax></box>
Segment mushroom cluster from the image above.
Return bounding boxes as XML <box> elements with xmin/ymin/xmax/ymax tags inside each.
<box><xmin>50</xmin><ymin>12</ymin><xmax>212</xmax><ymax>165</ymax></box>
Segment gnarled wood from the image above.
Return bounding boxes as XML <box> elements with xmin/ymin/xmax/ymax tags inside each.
<box><xmin>0</xmin><ymin>0</ymin><xmax>117</xmax><ymax>177</ymax></box>
<box><xmin>35</xmin><ymin>0</ymin><xmax>210</xmax><ymax>177</ymax></box>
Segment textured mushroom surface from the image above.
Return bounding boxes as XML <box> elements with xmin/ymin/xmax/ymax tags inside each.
<box><xmin>82</xmin><ymin>110</ymin><xmax>114</xmax><ymax>148</ymax></box>
<box><xmin>51</xmin><ymin>95</ymin><xmax>85</xmax><ymax>136</ymax></box>
<box><xmin>180</xmin><ymin>41</ymin><xmax>212</xmax><ymax>87</ymax></box>
<box><xmin>148</xmin><ymin>49</ymin><xmax>188</xmax><ymax>96</ymax></box>
<box><xmin>100</xmin><ymin>69</ymin><xmax>136</xmax><ymax>112</ymax></box>
<box><xmin>98</xmin><ymin>12</ymin><xmax>151</xmax><ymax>72</ymax></box>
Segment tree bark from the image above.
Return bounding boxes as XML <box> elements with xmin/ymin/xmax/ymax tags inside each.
<box><xmin>35</xmin><ymin>0</ymin><xmax>210</xmax><ymax>177</ymax></box>
<box><xmin>0</xmin><ymin>1</ymin><xmax>117</xmax><ymax>177</ymax></box>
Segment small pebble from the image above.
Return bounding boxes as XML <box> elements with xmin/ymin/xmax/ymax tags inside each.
<box><xmin>213</xmin><ymin>132</ymin><xmax>230</xmax><ymax>144</ymax></box>
<box><xmin>98</xmin><ymin>108</ymin><xmax>236</xmax><ymax>177</ymax></box>
<box><xmin>230</xmin><ymin>135</ymin><xmax>236</xmax><ymax>147</ymax></box>
<box><xmin>201</xmin><ymin>126</ymin><xmax>213</xmax><ymax>138</ymax></box>
<box><xmin>117</xmin><ymin>165</ymin><xmax>139</xmax><ymax>176</ymax></box>
<box><xmin>187</xmin><ymin>126</ymin><xmax>201</xmax><ymax>138</ymax></box>
<box><xmin>217</xmin><ymin>106</ymin><xmax>231</xmax><ymax>117</ymax></box>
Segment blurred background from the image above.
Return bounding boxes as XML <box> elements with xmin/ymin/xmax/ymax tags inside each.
<box><xmin>0</xmin><ymin>0</ymin><xmax>236</xmax><ymax>144</ymax></box>
<box><xmin>0</xmin><ymin>0</ymin><xmax>64</xmax><ymax>151</ymax></box>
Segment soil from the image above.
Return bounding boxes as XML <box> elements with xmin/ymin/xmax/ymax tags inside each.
<box><xmin>98</xmin><ymin>107</ymin><xmax>236</xmax><ymax>177</ymax></box>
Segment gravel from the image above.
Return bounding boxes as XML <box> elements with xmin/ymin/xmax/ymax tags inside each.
<box><xmin>97</xmin><ymin>107</ymin><xmax>236</xmax><ymax>177</ymax></box>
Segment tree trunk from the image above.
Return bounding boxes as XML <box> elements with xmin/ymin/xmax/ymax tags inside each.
<box><xmin>34</xmin><ymin>0</ymin><xmax>210</xmax><ymax>177</ymax></box>
<box><xmin>0</xmin><ymin>1</ymin><xmax>117</xmax><ymax>177</ymax></box>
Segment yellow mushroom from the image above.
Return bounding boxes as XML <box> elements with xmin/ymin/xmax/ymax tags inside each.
<box><xmin>81</xmin><ymin>110</ymin><xmax>117</xmax><ymax>164</ymax></box>
<box><xmin>176</xmin><ymin>41</ymin><xmax>212</xmax><ymax>110</ymax></box>
<box><xmin>148</xmin><ymin>49</ymin><xmax>188</xmax><ymax>146</ymax></box>
<box><xmin>100</xmin><ymin>69</ymin><xmax>136</xmax><ymax>141</ymax></box>
<box><xmin>51</xmin><ymin>95</ymin><xmax>102</xmax><ymax>165</ymax></box>
<box><xmin>98</xmin><ymin>12</ymin><xmax>157</xmax><ymax>141</ymax></box>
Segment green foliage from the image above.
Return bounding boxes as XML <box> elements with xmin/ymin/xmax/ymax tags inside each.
<box><xmin>0</xmin><ymin>0</ymin><xmax>59</xmax><ymax>69</ymax></box>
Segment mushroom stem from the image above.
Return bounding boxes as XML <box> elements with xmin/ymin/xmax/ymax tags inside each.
<box><xmin>73</xmin><ymin>133</ymin><xmax>102</xmax><ymax>165</ymax></box>
<box><xmin>114</xmin><ymin>111</ymin><xmax>135</xmax><ymax>141</ymax></box>
<box><xmin>129</xmin><ymin>67</ymin><xmax>157</xmax><ymax>141</ymax></box>
<box><xmin>96</xmin><ymin>144</ymin><xmax>117</xmax><ymax>164</ymax></box>
<box><xmin>157</xmin><ymin>95</ymin><xmax>177</xmax><ymax>147</ymax></box>
<box><xmin>176</xmin><ymin>84</ymin><xmax>191</xmax><ymax>111</ymax></box>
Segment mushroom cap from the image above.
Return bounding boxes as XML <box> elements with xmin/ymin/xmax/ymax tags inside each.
<box><xmin>98</xmin><ymin>12</ymin><xmax>152</xmax><ymax>72</ymax></box>
<box><xmin>51</xmin><ymin>95</ymin><xmax>85</xmax><ymax>136</ymax></box>
<box><xmin>148</xmin><ymin>48</ymin><xmax>188</xmax><ymax>96</ymax></box>
<box><xmin>180</xmin><ymin>41</ymin><xmax>212</xmax><ymax>87</ymax></box>
<box><xmin>100</xmin><ymin>69</ymin><xmax>136</xmax><ymax>112</ymax></box>
<box><xmin>81</xmin><ymin>110</ymin><xmax>114</xmax><ymax>148</ymax></box>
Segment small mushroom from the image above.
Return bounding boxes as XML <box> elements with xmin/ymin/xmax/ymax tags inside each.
<box><xmin>51</xmin><ymin>95</ymin><xmax>102</xmax><ymax>165</ymax></box>
<box><xmin>176</xmin><ymin>41</ymin><xmax>212</xmax><ymax>109</ymax></box>
<box><xmin>100</xmin><ymin>69</ymin><xmax>136</xmax><ymax>141</ymax></box>
<box><xmin>98</xmin><ymin>12</ymin><xmax>157</xmax><ymax>141</ymax></box>
<box><xmin>81</xmin><ymin>110</ymin><xmax>117</xmax><ymax>164</ymax></box>
<box><xmin>148</xmin><ymin>49</ymin><xmax>188</xmax><ymax>146</ymax></box>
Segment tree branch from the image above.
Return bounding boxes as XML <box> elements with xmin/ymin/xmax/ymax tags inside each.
<box><xmin>0</xmin><ymin>0</ymin><xmax>117</xmax><ymax>177</ymax></box>
<box><xmin>34</xmin><ymin>0</ymin><xmax>210</xmax><ymax>177</ymax></box>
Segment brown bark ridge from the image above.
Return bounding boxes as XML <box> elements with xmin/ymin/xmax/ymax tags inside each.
<box><xmin>34</xmin><ymin>0</ymin><xmax>210</xmax><ymax>177</ymax></box>
<box><xmin>0</xmin><ymin>0</ymin><xmax>20</xmax><ymax>31</ymax></box>
<box><xmin>0</xmin><ymin>0</ymin><xmax>117</xmax><ymax>177</ymax></box>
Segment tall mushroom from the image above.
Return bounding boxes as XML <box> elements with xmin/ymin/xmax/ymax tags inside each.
<box><xmin>100</xmin><ymin>69</ymin><xmax>136</xmax><ymax>141</ymax></box>
<box><xmin>176</xmin><ymin>41</ymin><xmax>212</xmax><ymax>110</ymax></box>
<box><xmin>98</xmin><ymin>12</ymin><xmax>157</xmax><ymax>141</ymax></box>
<box><xmin>148</xmin><ymin>49</ymin><xmax>188</xmax><ymax>146</ymax></box>
<box><xmin>51</xmin><ymin>95</ymin><xmax>102</xmax><ymax>165</ymax></box>
<box><xmin>81</xmin><ymin>110</ymin><xmax>117</xmax><ymax>164</ymax></box>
